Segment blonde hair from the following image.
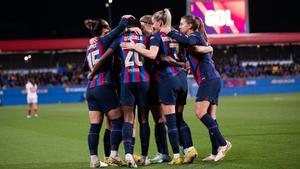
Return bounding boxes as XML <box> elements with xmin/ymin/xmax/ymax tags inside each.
<box><xmin>152</xmin><ymin>8</ymin><xmax>172</xmax><ymax>28</ymax></box>
<box><xmin>140</xmin><ymin>15</ymin><xmax>153</xmax><ymax>25</ymax></box>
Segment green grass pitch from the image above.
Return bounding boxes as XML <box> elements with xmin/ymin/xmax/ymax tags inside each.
<box><xmin>0</xmin><ymin>93</ymin><xmax>300</xmax><ymax>169</ymax></box>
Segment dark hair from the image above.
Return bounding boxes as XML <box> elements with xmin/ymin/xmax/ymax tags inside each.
<box><xmin>28</xmin><ymin>78</ymin><xmax>35</xmax><ymax>85</ymax></box>
<box><xmin>84</xmin><ymin>18</ymin><xmax>110</xmax><ymax>36</ymax></box>
<box><xmin>181</xmin><ymin>15</ymin><xmax>209</xmax><ymax>43</ymax></box>
<box><xmin>127</xmin><ymin>17</ymin><xmax>141</xmax><ymax>28</ymax></box>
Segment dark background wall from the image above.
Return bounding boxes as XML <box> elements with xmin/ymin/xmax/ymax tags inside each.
<box><xmin>0</xmin><ymin>0</ymin><xmax>299</xmax><ymax>39</ymax></box>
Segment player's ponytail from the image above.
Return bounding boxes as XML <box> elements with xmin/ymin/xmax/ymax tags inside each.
<box><xmin>153</xmin><ymin>8</ymin><xmax>172</xmax><ymax>28</ymax></box>
<box><xmin>84</xmin><ymin>18</ymin><xmax>110</xmax><ymax>37</ymax></box>
<box><xmin>195</xmin><ymin>16</ymin><xmax>209</xmax><ymax>44</ymax></box>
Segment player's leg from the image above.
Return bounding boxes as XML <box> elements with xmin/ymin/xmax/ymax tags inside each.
<box><xmin>135</xmin><ymin>83</ymin><xmax>151</xmax><ymax>165</ymax></box>
<box><xmin>176</xmin><ymin>73</ymin><xmax>197</xmax><ymax>164</ymax></box>
<box><xmin>137</xmin><ymin>106</ymin><xmax>151</xmax><ymax>165</ymax></box>
<box><xmin>27</xmin><ymin>102</ymin><xmax>32</xmax><ymax>118</ymax></box>
<box><xmin>176</xmin><ymin>105</ymin><xmax>197</xmax><ymax>164</ymax></box>
<box><xmin>202</xmin><ymin>104</ymin><xmax>219</xmax><ymax>161</ymax></box>
<box><xmin>33</xmin><ymin>101</ymin><xmax>38</xmax><ymax>117</ymax></box>
<box><xmin>103</xmin><ymin>118</ymin><xmax>111</xmax><ymax>161</ymax></box>
<box><xmin>195</xmin><ymin>78</ymin><xmax>231</xmax><ymax>162</ymax></box>
<box><xmin>149</xmin><ymin>105</ymin><xmax>170</xmax><ymax>163</ymax></box>
<box><xmin>86</xmin><ymin>87</ymin><xmax>109</xmax><ymax>168</ymax></box>
<box><xmin>88</xmin><ymin>110</ymin><xmax>105</xmax><ymax>168</ymax></box>
<box><xmin>99</xmin><ymin>84</ymin><xmax>124</xmax><ymax>166</ymax></box>
<box><xmin>120</xmin><ymin>83</ymin><xmax>137</xmax><ymax>168</ymax></box>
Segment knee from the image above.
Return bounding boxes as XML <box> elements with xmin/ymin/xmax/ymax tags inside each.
<box><xmin>195</xmin><ymin>111</ymin><xmax>206</xmax><ymax>119</ymax></box>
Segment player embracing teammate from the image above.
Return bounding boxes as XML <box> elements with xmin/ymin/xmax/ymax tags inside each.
<box><xmin>83</xmin><ymin>9</ymin><xmax>231</xmax><ymax>168</ymax></box>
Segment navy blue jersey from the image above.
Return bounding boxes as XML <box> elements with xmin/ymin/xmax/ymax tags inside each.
<box><xmin>150</xmin><ymin>32</ymin><xmax>184</xmax><ymax>80</ymax></box>
<box><xmin>109</xmin><ymin>32</ymin><xmax>149</xmax><ymax>84</ymax></box>
<box><xmin>168</xmin><ymin>31</ymin><xmax>220</xmax><ymax>84</ymax></box>
<box><xmin>84</xmin><ymin>18</ymin><xmax>128</xmax><ymax>88</ymax></box>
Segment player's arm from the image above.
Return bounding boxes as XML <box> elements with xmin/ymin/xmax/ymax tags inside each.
<box><xmin>121</xmin><ymin>35</ymin><xmax>160</xmax><ymax>59</ymax></box>
<box><xmin>168</xmin><ymin>31</ymin><xmax>212</xmax><ymax>54</ymax></box>
<box><xmin>121</xmin><ymin>42</ymin><xmax>158</xmax><ymax>60</ymax></box>
<box><xmin>191</xmin><ymin>45</ymin><xmax>213</xmax><ymax>53</ymax></box>
<box><xmin>160</xmin><ymin>54</ymin><xmax>186</xmax><ymax>67</ymax></box>
<box><xmin>103</xmin><ymin>17</ymin><xmax>129</xmax><ymax>44</ymax></box>
<box><xmin>83</xmin><ymin>50</ymin><xmax>90</xmax><ymax>72</ymax></box>
<box><xmin>88</xmin><ymin>40</ymin><xmax>118</xmax><ymax>79</ymax></box>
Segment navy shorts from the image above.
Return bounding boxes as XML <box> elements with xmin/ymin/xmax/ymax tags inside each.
<box><xmin>158</xmin><ymin>71</ymin><xmax>187</xmax><ymax>105</ymax></box>
<box><xmin>196</xmin><ymin>78</ymin><xmax>221</xmax><ymax>105</ymax></box>
<box><xmin>148</xmin><ymin>81</ymin><xmax>160</xmax><ymax>106</ymax></box>
<box><xmin>86</xmin><ymin>85</ymin><xmax>119</xmax><ymax>113</ymax></box>
<box><xmin>120</xmin><ymin>82</ymin><xmax>149</xmax><ymax>107</ymax></box>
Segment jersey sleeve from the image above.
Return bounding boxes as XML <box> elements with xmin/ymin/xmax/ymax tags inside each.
<box><xmin>102</xmin><ymin>18</ymin><xmax>128</xmax><ymax>46</ymax></box>
<box><xmin>168</xmin><ymin>31</ymin><xmax>190</xmax><ymax>46</ymax></box>
<box><xmin>189</xmin><ymin>33</ymin><xmax>203</xmax><ymax>46</ymax></box>
<box><xmin>108</xmin><ymin>38</ymin><xmax>120</xmax><ymax>51</ymax></box>
<box><xmin>83</xmin><ymin>49</ymin><xmax>90</xmax><ymax>71</ymax></box>
<box><xmin>149</xmin><ymin>33</ymin><xmax>160</xmax><ymax>47</ymax></box>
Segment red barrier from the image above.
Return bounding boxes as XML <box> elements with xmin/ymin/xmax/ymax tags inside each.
<box><xmin>0</xmin><ymin>33</ymin><xmax>299</xmax><ymax>52</ymax></box>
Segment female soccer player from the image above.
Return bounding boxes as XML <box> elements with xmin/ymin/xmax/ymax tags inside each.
<box><xmin>121</xmin><ymin>9</ymin><xmax>196</xmax><ymax>165</ymax></box>
<box><xmin>89</xmin><ymin>17</ymin><xmax>151</xmax><ymax>168</ymax></box>
<box><xmin>25</xmin><ymin>79</ymin><xmax>38</xmax><ymax>118</ymax></box>
<box><xmin>167</xmin><ymin>15</ymin><xmax>232</xmax><ymax>162</ymax></box>
<box><xmin>140</xmin><ymin>15</ymin><xmax>171</xmax><ymax>164</ymax></box>
<box><xmin>84</xmin><ymin>16</ymin><xmax>131</xmax><ymax>168</ymax></box>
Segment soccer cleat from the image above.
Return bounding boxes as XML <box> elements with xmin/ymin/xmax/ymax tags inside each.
<box><xmin>125</xmin><ymin>154</ymin><xmax>138</xmax><ymax>168</ymax></box>
<box><xmin>183</xmin><ymin>147</ymin><xmax>198</xmax><ymax>164</ymax></box>
<box><xmin>162</xmin><ymin>154</ymin><xmax>172</xmax><ymax>162</ymax></box>
<box><xmin>136</xmin><ymin>156</ymin><xmax>151</xmax><ymax>166</ymax></box>
<box><xmin>27</xmin><ymin>115</ymin><xmax>31</xmax><ymax>119</ymax></box>
<box><xmin>34</xmin><ymin>114</ymin><xmax>38</xmax><ymax>117</ymax></box>
<box><xmin>214</xmin><ymin>140</ymin><xmax>232</xmax><ymax>162</ymax></box>
<box><xmin>99</xmin><ymin>161</ymin><xmax>109</xmax><ymax>168</ymax></box>
<box><xmin>202</xmin><ymin>154</ymin><xmax>216</xmax><ymax>162</ymax></box>
<box><xmin>149</xmin><ymin>152</ymin><xmax>163</xmax><ymax>163</ymax></box>
<box><xmin>106</xmin><ymin>156</ymin><xmax>125</xmax><ymax>166</ymax></box>
<box><xmin>90</xmin><ymin>160</ymin><xmax>108</xmax><ymax>168</ymax></box>
<box><xmin>133</xmin><ymin>154</ymin><xmax>142</xmax><ymax>163</ymax></box>
<box><xmin>168</xmin><ymin>157</ymin><xmax>183</xmax><ymax>165</ymax></box>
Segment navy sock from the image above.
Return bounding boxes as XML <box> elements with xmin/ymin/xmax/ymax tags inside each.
<box><xmin>209</xmin><ymin>119</ymin><xmax>219</xmax><ymax>155</ymax></box>
<box><xmin>131</xmin><ymin>137</ymin><xmax>136</xmax><ymax>154</ymax></box>
<box><xmin>103</xmin><ymin>129</ymin><xmax>111</xmax><ymax>157</ymax></box>
<box><xmin>111</xmin><ymin>117</ymin><xmax>123</xmax><ymax>151</ymax></box>
<box><xmin>165</xmin><ymin>114</ymin><xmax>180</xmax><ymax>154</ymax></box>
<box><xmin>177</xmin><ymin>113</ymin><xmax>193</xmax><ymax>149</ymax></box>
<box><xmin>200</xmin><ymin>114</ymin><xmax>226</xmax><ymax>146</ymax></box>
<box><xmin>154</xmin><ymin>123</ymin><xmax>163</xmax><ymax>153</ymax></box>
<box><xmin>122</xmin><ymin>122</ymin><xmax>133</xmax><ymax>154</ymax></box>
<box><xmin>88</xmin><ymin>124</ymin><xmax>100</xmax><ymax>155</ymax></box>
<box><xmin>157</xmin><ymin>122</ymin><xmax>169</xmax><ymax>154</ymax></box>
<box><xmin>176</xmin><ymin>113</ymin><xmax>184</xmax><ymax>147</ymax></box>
<box><xmin>140</xmin><ymin>122</ymin><xmax>150</xmax><ymax>156</ymax></box>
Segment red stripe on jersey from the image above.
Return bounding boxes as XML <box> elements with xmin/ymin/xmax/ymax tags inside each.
<box><xmin>134</xmin><ymin>36</ymin><xmax>141</xmax><ymax>82</ymax></box>
<box><xmin>100</xmin><ymin>72</ymin><xmax>105</xmax><ymax>85</ymax></box>
<box><xmin>123</xmin><ymin>36</ymin><xmax>131</xmax><ymax>83</ymax></box>
<box><xmin>92</xmin><ymin>76</ymin><xmax>97</xmax><ymax>88</ymax></box>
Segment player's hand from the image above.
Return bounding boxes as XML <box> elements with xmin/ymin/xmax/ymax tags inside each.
<box><xmin>208</xmin><ymin>46</ymin><xmax>213</xmax><ymax>52</ymax></box>
<box><xmin>87</xmin><ymin>72</ymin><xmax>94</xmax><ymax>80</ymax></box>
<box><xmin>122</xmin><ymin>15</ymin><xmax>134</xmax><ymax>19</ymax></box>
<box><xmin>89</xmin><ymin>37</ymin><xmax>98</xmax><ymax>45</ymax></box>
<box><xmin>128</xmin><ymin>27</ymin><xmax>142</xmax><ymax>35</ymax></box>
<box><xmin>184</xmin><ymin>61</ymin><xmax>191</xmax><ymax>71</ymax></box>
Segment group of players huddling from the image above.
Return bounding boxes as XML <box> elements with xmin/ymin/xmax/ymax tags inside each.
<box><xmin>83</xmin><ymin>8</ymin><xmax>232</xmax><ymax>168</ymax></box>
